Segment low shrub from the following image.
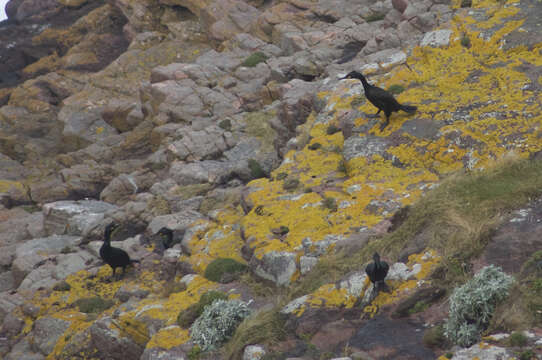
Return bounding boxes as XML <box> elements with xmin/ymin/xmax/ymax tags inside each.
<box><xmin>191</xmin><ymin>299</ymin><xmax>251</xmax><ymax>350</ymax></box>
<box><xmin>444</xmin><ymin>265</ymin><xmax>514</xmax><ymax>346</ymax></box>
<box><xmin>204</xmin><ymin>258</ymin><xmax>248</xmax><ymax>283</ymax></box>
<box><xmin>74</xmin><ymin>297</ymin><xmax>115</xmax><ymax>314</ymax></box>
<box><xmin>177</xmin><ymin>290</ymin><xmax>228</xmax><ymax>327</ymax></box>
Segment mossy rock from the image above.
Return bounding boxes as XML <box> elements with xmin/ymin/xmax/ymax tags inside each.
<box><xmin>204</xmin><ymin>258</ymin><xmax>248</xmax><ymax>283</ymax></box>
<box><xmin>240</xmin><ymin>52</ymin><xmax>269</xmax><ymax>67</ymax></box>
<box><xmin>74</xmin><ymin>297</ymin><xmax>115</xmax><ymax>313</ymax></box>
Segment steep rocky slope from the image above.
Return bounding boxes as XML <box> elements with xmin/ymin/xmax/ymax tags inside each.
<box><xmin>0</xmin><ymin>0</ymin><xmax>541</xmax><ymax>358</ymax></box>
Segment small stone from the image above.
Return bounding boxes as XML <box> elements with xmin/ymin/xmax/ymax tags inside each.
<box><xmin>420</xmin><ymin>29</ymin><xmax>453</xmax><ymax>48</ymax></box>
<box><xmin>243</xmin><ymin>345</ymin><xmax>266</xmax><ymax>360</ymax></box>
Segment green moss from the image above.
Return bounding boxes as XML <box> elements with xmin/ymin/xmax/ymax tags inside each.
<box><xmin>387</xmin><ymin>84</ymin><xmax>405</xmax><ymax>95</ymax></box>
<box><xmin>509</xmin><ymin>332</ymin><xmax>528</xmax><ymax>347</ymax></box>
<box><xmin>219</xmin><ymin>119</ymin><xmax>232</xmax><ymax>131</ymax></box>
<box><xmin>365</xmin><ymin>13</ymin><xmax>385</xmax><ymax>22</ymax></box>
<box><xmin>322</xmin><ymin>197</ymin><xmax>338</xmax><ymax>212</ymax></box>
<box><xmin>461</xmin><ymin>35</ymin><xmax>471</xmax><ymax>48</ymax></box>
<box><xmin>519</xmin><ymin>350</ymin><xmax>535</xmax><ymax>360</ymax></box>
<box><xmin>445</xmin><ymin>352</ymin><xmax>454</xmax><ymax>359</ymax></box>
<box><xmin>74</xmin><ymin>297</ymin><xmax>115</xmax><ymax>314</ymax></box>
<box><xmin>240</xmin><ymin>52</ymin><xmax>269</xmax><ymax>67</ymax></box>
<box><xmin>53</xmin><ymin>281</ymin><xmax>71</xmax><ymax>292</ymax></box>
<box><xmin>283</xmin><ymin>178</ymin><xmax>300</xmax><ymax>191</ymax></box>
<box><xmin>308</xmin><ymin>142</ymin><xmax>322</xmax><ymax>150</ymax></box>
<box><xmin>187</xmin><ymin>345</ymin><xmax>202</xmax><ymax>360</ymax></box>
<box><xmin>248</xmin><ymin>159</ymin><xmax>267</xmax><ymax>179</ymax></box>
<box><xmin>204</xmin><ymin>258</ymin><xmax>248</xmax><ymax>283</ymax></box>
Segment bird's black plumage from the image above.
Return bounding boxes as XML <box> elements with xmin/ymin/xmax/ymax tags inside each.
<box><xmin>157</xmin><ymin>227</ymin><xmax>174</xmax><ymax>249</ymax></box>
<box><xmin>365</xmin><ymin>252</ymin><xmax>390</xmax><ymax>292</ymax></box>
<box><xmin>100</xmin><ymin>222</ymin><xmax>138</xmax><ymax>279</ymax></box>
<box><xmin>341</xmin><ymin>71</ymin><xmax>417</xmax><ymax>130</ymax></box>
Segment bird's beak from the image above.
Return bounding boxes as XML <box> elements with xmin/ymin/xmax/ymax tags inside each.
<box><xmin>339</xmin><ymin>75</ymin><xmax>348</xmax><ymax>80</ymax></box>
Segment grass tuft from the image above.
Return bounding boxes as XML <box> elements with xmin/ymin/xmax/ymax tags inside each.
<box><xmin>248</xmin><ymin>159</ymin><xmax>267</xmax><ymax>179</ymax></box>
<box><xmin>365</xmin><ymin>13</ymin><xmax>385</xmax><ymax>22</ymax></box>
<box><xmin>74</xmin><ymin>297</ymin><xmax>115</xmax><ymax>314</ymax></box>
<box><xmin>387</xmin><ymin>84</ymin><xmax>405</xmax><ymax>95</ymax></box>
<box><xmin>240</xmin><ymin>52</ymin><xmax>269</xmax><ymax>67</ymax></box>
<box><xmin>204</xmin><ymin>258</ymin><xmax>248</xmax><ymax>283</ymax></box>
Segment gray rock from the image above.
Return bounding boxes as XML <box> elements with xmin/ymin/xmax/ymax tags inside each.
<box><xmin>1</xmin><ymin>312</ymin><xmax>24</xmax><ymax>340</ymax></box>
<box><xmin>0</xmin><ymin>292</ymin><xmax>25</xmax><ymax>324</ymax></box>
<box><xmin>0</xmin><ymin>271</ymin><xmax>15</xmax><ymax>292</ymax></box>
<box><xmin>100</xmin><ymin>174</ymin><xmax>140</xmax><ymax>204</ymax></box>
<box><xmin>343</xmin><ymin>135</ymin><xmax>391</xmax><ymax>161</ymax></box>
<box><xmin>169</xmin><ymin>160</ymin><xmax>235</xmax><ymax>185</ymax></box>
<box><xmin>299</xmin><ymin>256</ymin><xmax>318</xmax><ymax>275</ymax></box>
<box><xmin>43</xmin><ymin>200</ymin><xmax>118</xmax><ymax>236</ymax></box>
<box><xmin>168</xmin><ymin>126</ymin><xmax>234</xmax><ymax>161</ymax></box>
<box><xmin>59</xmin><ymin>109</ymin><xmax>118</xmax><ymax>149</ymax></box>
<box><xmin>452</xmin><ymin>343</ymin><xmax>511</xmax><ymax>359</ymax></box>
<box><xmin>420</xmin><ymin>29</ymin><xmax>453</xmax><ymax>48</ymax></box>
<box><xmin>89</xmin><ymin>316</ymin><xmax>145</xmax><ymax>360</ymax></box>
<box><xmin>252</xmin><ymin>251</ymin><xmax>297</xmax><ymax>286</ymax></box>
<box><xmin>140</xmin><ymin>345</ymin><xmax>187</xmax><ymax>360</ymax></box>
<box><xmin>4</xmin><ymin>338</ymin><xmax>45</xmax><ymax>360</ymax></box>
<box><xmin>59</xmin><ymin>162</ymin><xmax>116</xmax><ymax>200</ymax></box>
<box><xmin>147</xmin><ymin>210</ymin><xmax>204</xmax><ymax>234</ymax></box>
<box><xmin>12</xmin><ymin>235</ymin><xmax>81</xmax><ymax>287</ymax></box>
<box><xmin>31</xmin><ymin>317</ymin><xmax>70</xmax><ymax>355</ymax></box>
<box><xmin>243</xmin><ymin>344</ymin><xmax>266</xmax><ymax>360</ymax></box>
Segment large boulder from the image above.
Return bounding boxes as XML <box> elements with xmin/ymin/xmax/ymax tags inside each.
<box><xmin>30</xmin><ymin>317</ymin><xmax>70</xmax><ymax>356</ymax></box>
<box><xmin>89</xmin><ymin>316</ymin><xmax>146</xmax><ymax>360</ymax></box>
<box><xmin>251</xmin><ymin>251</ymin><xmax>297</xmax><ymax>286</ymax></box>
<box><xmin>43</xmin><ymin>200</ymin><xmax>118</xmax><ymax>236</ymax></box>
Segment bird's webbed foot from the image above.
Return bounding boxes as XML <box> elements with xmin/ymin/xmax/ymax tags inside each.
<box><xmin>379</xmin><ymin>120</ymin><xmax>389</xmax><ymax>131</ymax></box>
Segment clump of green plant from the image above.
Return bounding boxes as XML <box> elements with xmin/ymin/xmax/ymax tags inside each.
<box><xmin>519</xmin><ymin>350</ymin><xmax>535</xmax><ymax>360</ymax></box>
<box><xmin>276</xmin><ymin>172</ymin><xmax>288</xmax><ymax>180</ymax></box>
<box><xmin>204</xmin><ymin>258</ymin><xmax>248</xmax><ymax>283</ymax></box>
<box><xmin>60</xmin><ymin>246</ymin><xmax>74</xmax><ymax>254</ymax></box>
<box><xmin>240</xmin><ymin>52</ymin><xmax>269</xmax><ymax>67</ymax></box>
<box><xmin>326</xmin><ymin>124</ymin><xmax>340</xmax><ymax>135</ymax></box>
<box><xmin>218</xmin><ymin>119</ymin><xmax>232</xmax><ymax>131</ymax></box>
<box><xmin>387</xmin><ymin>84</ymin><xmax>405</xmax><ymax>95</ymax></box>
<box><xmin>224</xmin><ymin>307</ymin><xmax>286</xmax><ymax>359</ymax></box>
<box><xmin>304</xmin><ymin>187</ymin><xmax>313</xmax><ymax>193</ymax></box>
<box><xmin>409</xmin><ymin>300</ymin><xmax>430</xmax><ymax>315</ymax></box>
<box><xmin>191</xmin><ymin>299</ymin><xmax>251</xmax><ymax>350</ymax></box>
<box><xmin>53</xmin><ymin>281</ymin><xmax>71</xmax><ymax>291</ymax></box>
<box><xmin>274</xmin><ymin>226</ymin><xmax>289</xmax><ymax>235</ymax></box>
<box><xmin>508</xmin><ymin>331</ymin><xmax>528</xmax><ymax>347</ymax></box>
<box><xmin>308</xmin><ymin>142</ymin><xmax>322</xmax><ymax>150</ymax></box>
<box><xmin>178</xmin><ymin>290</ymin><xmax>229</xmax><ymax>328</ymax></box>
<box><xmin>445</xmin><ymin>352</ymin><xmax>454</xmax><ymax>359</ymax></box>
<box><xmin>248</xmin><ymin>159</ymin><xmax>267</xmax><ymax>179</ymax></box>
<box><xmin>423</xmin><ymin>325</ymin><xmax>447</xmax><ymax>348</ymax></box>
<box><xmin>444</xmin><ymin>265</ymin><xmax>514</xmax><ymax>347</ymax></box>
<box><xmin>74</xmin><ymin>297</ymin><xmax>115</xmax><ymax>314</ymax></box>
<box><xmin>337</xmin><ymin>160</ymin><xmax>347</xmax><ymax>173</ymax></box>
<box><xmin>461</xmin><ymin>0</ymin><xmax>472</xmax><ymax>7</ymax></box>
<box><xmin>187</xmin><ymin>345</ymin><xmax>201</xmax><ymax>360</ymax></box>
<box><xmin>322</xmin><ymin>197</ymin><xmax>338</xmax><ymax>212</ymax></box>
<box><xmin>161</xmin><ymin>281</ymin><xmax>187</xmax><ymax>298</ymax></box>
<box><xmin>461</xmin><ymin>35</ymin><xmax>471</xmax><ymax>48</ymax></box>
<box><xmin>365</xmin><ymin>12</ymin><xmax>385</xmax><ymax>22</ymax></box>
<box><xmin>283</xmin><ymin>178</ymin><xmax>300</xmax><ymax>191</ymax></box>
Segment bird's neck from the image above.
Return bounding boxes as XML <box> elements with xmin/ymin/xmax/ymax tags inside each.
<box><xmin>359</xmin><ymin>77</ymin><xmax>371</xmax><ymax>91</ymax></box>
<box><xmin>102</xmin><ymin>239</ymin><xmax>111</xmax><ymax>249</ymax></box>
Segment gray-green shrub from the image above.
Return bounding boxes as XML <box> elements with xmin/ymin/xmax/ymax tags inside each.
<box><xmin>190</xmin><ymin>299</ymin><xmax>251</xmax><ymax>350</ymax></box>
<box><xmin>444</xmin><ymin>265</ymin><xmax>514</xmax><ymax>347</ymax></box>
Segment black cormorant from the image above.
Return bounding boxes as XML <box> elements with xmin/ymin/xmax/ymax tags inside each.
<box><xmin>100</xmin><ymin>222</ymin><xmax>139</xmax><ymax>280</ymax></box>
<box><xmin>156</xmin><ymin>227</ymin><xmax>174</xmax><ymax>249</ymax></box>
<box><xmin>341</xmin><ymin>71</ymin><xmax>417</xmax><ymax>130</ymax></box>
<box><xmin>365</xmin><ymin>252</ymin><xmax>390</xmax><ymax>292</ymax></box>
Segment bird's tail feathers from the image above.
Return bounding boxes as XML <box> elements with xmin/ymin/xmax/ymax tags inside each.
<box><xmin>130</xmin><ymin>259</ymin><xmax>140</xmax><ymax>264</ymax></box>
<box><xmin>400</xmin><ymin>104</ymin><xmax>417</xmax><ymax>113</ymax></box>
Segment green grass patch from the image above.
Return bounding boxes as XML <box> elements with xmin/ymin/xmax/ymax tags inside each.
<box><xmin>224</xmin><ymin>306</ymin><xmax>287</xmax><ymax>359</ymax></box>
<box><xmin>365</xmin><ymin>13</ymin><xmax>385</xmax><ymax>22</ymax></box>
<box><xmin>509</xmin><ymin>331</ymin><xmax>528</xmax><ymax>347</ymax></box>
<box><xmin>283</xmin><ymin>178</ymin><xmax>300</xmax><ymax>192</ymax></box>
<box><xmin>240</xmin><ymin>52</ymin><xmax>269</xmax><ymax>67</ymax></box>
<box><xmin>74</xmin><ymin>297</ymin><xmax>115</xmax><ymax>314</ymax></box>
<box><xmin>387</xmin><ymin>84</ymin><xmax>405</xmax><ymax>95</ymax></box>
<box><xmin>204</xmin><ymin>258</ymin><xmax>248</xmax><ymax>283</ymax></box>
<box><xmin>248</xmin><ymin>159</ymin><xmax>267</xmax><ymax>179</ymax></box>
<box><xmin>326</xmin><ymin>124</ymin><xmax>341</xmax><ymax>135</ymax></box>
<box><xmin>218</xmin><ymin>119</ymin><xmax>232</xmax><ymax>131</ymax></box>
<box><xmin>322</xmin><ymin>197</ymin><xmax>338</xmax><ymax>212</ymax></box>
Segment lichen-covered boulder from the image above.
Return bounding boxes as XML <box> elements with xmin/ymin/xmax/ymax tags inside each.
<box><xmin>43</xmin><ymin>200</ymin><xmax>118</xmax><ymax>236</ymax></box>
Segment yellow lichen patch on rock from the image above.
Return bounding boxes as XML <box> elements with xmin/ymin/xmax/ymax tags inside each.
<box><xmin>146</xmin><ymin>325</ymin><xmax>190</xmax><ymax>350</ymax></box>
<box><xmin>181</xmin><ymin>208</ymin><xmax>246</xmax><ymax>274</ymax></box>
<box><xmin>305</xmin><ymin>284</ymin><xmax>359</xmax><ymax>310</ymax></box>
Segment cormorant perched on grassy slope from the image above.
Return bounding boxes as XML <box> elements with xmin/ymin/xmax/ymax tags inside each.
<box><xmin>341</xmin><ymin>71</ymin><xmax>417</xmax><ymax>130</ymax></box>
<box><xmin>157</xmin><ymin>227</ymin><xmax>174</xmax><ymax>249</ymax></box>
<box><xmin>100</xmin><ymin>222</ymin><xmax>139</xmax><ymax>280</ymax></box>
<box><xmin>365</xmin><ymin>252</ymin><xmax>390</xmax><ymax>292</ymax></box>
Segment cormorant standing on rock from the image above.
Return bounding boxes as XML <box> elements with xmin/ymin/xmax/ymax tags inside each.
<box><xmin>341</xmin><ymin>71</ymin><xmax>417</xmax><ymax>130</ymax></box>
<box><xmin>365</xmin><ymin>252</ymin><xmax>390</xmax><ymax>293</ymax></box>
<box><xmin>157</xmin><ymin>227</ymin><xmax>174</xmax><ymax>249</ymax></box>
<box><xmin>100</xmin><ymin>222</ymin><xmax>139</xmax><ymax>280</ymax></box>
